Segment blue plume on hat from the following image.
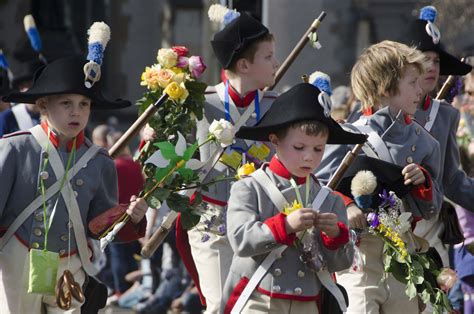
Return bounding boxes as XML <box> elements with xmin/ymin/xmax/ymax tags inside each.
<box><xmin>208</xmin><ymin>4</ymin><xmax>240</xmax><ymax>26</ymax></box>
<box><xmin>0</xmin><ymin>50</ymin><xmax>10</xmax><ymax>70</ymax></box>
<box><xmin>309</xmin><ymin>71</ymin><xmax>332</xmax><ymax>96</ymax></box>
<box><xmin>23</xmin><ymin>15</ymin><xmax>42</xmax><ymax>52</ymax></box>
<box><xmin>419</xmin><ymin>6</ymin><xmax>437</xmax><ymax>23</ymax></box>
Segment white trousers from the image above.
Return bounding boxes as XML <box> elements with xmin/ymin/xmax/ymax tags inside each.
<box><xmin>0</xmin><ymin>236</ymin><xmax>85</xmax><ymax>314</ymax></box>
<box><xmin>336</xmin><ymin>235</ymin><xmax>419</xmax><ymax>314</ymax></box>
<box><xmin>243</xmin><ymin>291</ymin><xmax>319</xmax><ymax>314</ymax></box>
<box><xmin>187</xmin><ymin>204</ymin><xmax>233</xmax><ymax>314</ymax></box>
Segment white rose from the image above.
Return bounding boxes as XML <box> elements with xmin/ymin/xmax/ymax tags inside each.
<box><xmin>208</xmin><ymin>119</ymin><xmax>235</xmax><ymax>147</ymax></box>
<box><xmin>157</xmin><ymin>48</ymin><xmax>178</xmax><ymax>68</ymax></box>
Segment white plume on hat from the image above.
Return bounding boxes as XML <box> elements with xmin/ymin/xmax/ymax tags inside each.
<box><xmin>88</xmin><ymin>22</ymin><xmax>111</xmax><ymax>49</ymax></box>
<box><xmin>351</xmin><ymin>170</ymin><xmax>377</xmax><ymax>198</ymax></box>
<box><xmin>208</xmin><ymin>4</ymin><xmax>240</xmax><ymax>25</ymax></box>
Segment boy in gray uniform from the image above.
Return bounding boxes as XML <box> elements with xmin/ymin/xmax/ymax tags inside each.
<box><xmin>177</xmin><ymin>5</ymin><xmax>279</xmax><ymax>313</ymax></box>
<box><xmin>0</xmin><ymin>56</ymin><xmax>148</xmax><ymax>313</ymax></box>
<box><xmin>400</xmin><ymin>5</ymin><xmax>473</xmax><ymax>267</ymax></box>
<box><xmin>222</xmin><ymin>83</ymin><xmax>366</xmax><ymax>313</ymax></box>
<box><xmin>316</xmin><ymin>41</ymin><xmax>442</xmax><ymax>313</ymax></box>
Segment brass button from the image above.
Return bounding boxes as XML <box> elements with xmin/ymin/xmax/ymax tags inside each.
<box><xmin>416</xmin><ymin>128</ymin><xmax>421</xmax><ymax>135</ymax></box>
<box><xmin>60</xmin><ymin>234</ymin><xmax>68</xmax><ymax>241</ymax></box>
<box><xmin>34</xmin><ymin>213</ymin><xmax>44</xmax><ymax>222</ymax></box>
<box><xmin>411</xmin><ymin>145</ymin><xmax>416</xmax><ymax>152</ymax></box>
<box><xmin>82</xmin><ymin>163</ymin><xmax>88</xmax><ymax>169</ymax></box>
<box><xmin>33</xmin><ymin>228</ymin><xmax>42</xmax><ymax>237</ymax></box>
<box><xmin>31</xmin><ymin>242</ymin><xmax>40</xmax><ymax>249</ymax></box>
<box><xmin>297</xmin><ymin>270</ymin><xmax>305</xmax><ymax>278</ymax></box>
<box><xmin>272</xmin><ymin>285</ymin><xmax>281</xmax><ymax>293</ymax></box>
<box><xmin>59</xmin><ymin>249</ymin><xmax>66</xmax><ymax>256</ymax></box>
<box><xmin>274</xmin><ymin>268</ymin><xmax>282</xmax><ymax>277</ymax></box>
<box><xmin>76</xmin><ymin>179</ymin><xmax>84</xmax><ymax>186</ymax></box>
<box><xmin>294</xmin><ymin>287</ymin><xmax>303</xmax><ymax>295</ymax></box>
<box><xmin>406</xmin><ymin>156</ymin><xmax>414</xmax><ymax>164</ymax></box>
<box><xmin>40</xmin><ymin>171</ymin><xmax>49</xmax><ymax>180</ymax></box>
<box><xmin>42</xmin><ymin>151</ymin><xmax>48</xmax><ymax>158</ymax></box>
<box><xmin>251</xmin><ymin>112</ymin><xmax>257</xmax><ymax>119</ymax></box>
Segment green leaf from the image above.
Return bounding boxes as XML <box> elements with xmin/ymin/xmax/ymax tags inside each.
<box><xmin>413</xmin><ymin>275</ymin><xmax>424</xmax><ymax>285</ymax></box>
<box><xmin>420</xmin><ymin>289</ymin><xmax>431</xmax><ymax>305</ymax></box>
<box><xmin>183</xmin><ymin>143</ymin><xmax>198</xmax><ymax>161</ymax></box>
<box><xmin>177</xmin><ymin>167</ymin><xmax>195</xmax><ymax>181</ymax></box>
<box><xmin>167</xmin><ymin>193</ymin><xmax>191</xmax><ymax>213</ymax></box>
<box><xmin>150</xmin><ymin>187</ymin><xmax>171</xmax><ymax>201</ymax></box>
<box><xmin>155</xmin><ymin>141</ymin><xmax>176</xmax><ymax>159</ymax></box>
<box><xmin>390</xmin><ymin>261</ymin><xmax>408</xmax><ymax>284</ymax></box>
<box><xmin>180</xmin><ymin>212</ymin><xmax>201</xmax><ymax>229</ymax></box>
<box><xmin>405</xmin><ymin>282</ymin><xmax>417</xmax><ymax>299</ymax></box>
<box><xmin>441</xmin><ymin>292</ymin><xmax>452</xmax><ymax>311</ymax></box>
<box><xmin>191</xmin><ymin>192</ymin><xmax>203</xmax><ymax>206</ymax></box>
<box><xmin>155</xmin><ymin>164</ymin><xmax>174</xmax><ymax>183</ymax></box>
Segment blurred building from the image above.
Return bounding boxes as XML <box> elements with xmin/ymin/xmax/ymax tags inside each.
<box><xmin>0</xmin><ymin>0</ymin><xmax>473</xmax><ymax>129</ymax></box>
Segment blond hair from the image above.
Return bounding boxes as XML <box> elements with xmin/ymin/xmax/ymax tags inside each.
<box><xmin>351</xmin><ymin>40</ymin><xmax>427</xmax><ymax>111</ymax></box>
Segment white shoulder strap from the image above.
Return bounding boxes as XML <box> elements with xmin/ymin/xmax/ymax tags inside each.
<box><xmin>232</xmin><ymin>169</ymin><xmax>346</xmax><ymax>313</ymax></box>
<box><xmin>29</xmin><ymin>125</ymin><xmax>101</xmax><ymax>275</ymax></box>
<box><xmin>424</xmin><ymin>99</ymin><xmax>440</xmax><ymax>132</ymax></box>
<box><xmin>352</xmin><ymin>120</ymin><xmax>393</xmax><ymax>163</ymax></box>
<box><xmin>0</xmin><ymin>126</ymin><xmax>99</xmax><ymax>254</ymax></box>
<box><xmin>11</xmin><ymin>103</ymin><xmax>35</xmax><ymax>130</ymax></box>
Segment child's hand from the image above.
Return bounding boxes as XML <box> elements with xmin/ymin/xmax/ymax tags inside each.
<box><xmin>314</xmin><ymin>212</ymin><xmax>340</xmax><ymax>238</ymax></box>
<box><xmin>126</xmin><ymin>195</ymin><xmax>148</xmax><ymax>224</ymax></box>
<box><xmin>402</xmin><ymin>163</ymin><xmax>425</xmax><ymax>185</ymax></box>
<box><xmin>284</xmin><ymin>208</ymin><xmax>315</xmax><ymax>233</ymax></box>
<box><xmin>347</xmin><ymin>204</ymin><xmax>367</xmax><ymax>230</ymax></box>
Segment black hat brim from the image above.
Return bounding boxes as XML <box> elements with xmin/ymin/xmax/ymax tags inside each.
<box><xmin>335</xmin><ymin>155</ymin><xmax>411</xmax><ymax>203</ymax></box>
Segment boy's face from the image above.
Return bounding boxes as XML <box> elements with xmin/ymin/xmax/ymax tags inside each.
<box><xmin>387</xmin><ymin>65</ymin><xmax>423</xmax><ymax>116</ymax></box>
<box><xmin>39</xmin><ymin>94</ymin><xmax>91</xmax><ymax>141</ymax></box>
<box><xmin>246</xmin><ymin>40</ymin><xmax>279</xmax><ymax>89</ymax></box>
<box><xmin>270</xmin><ymin>127</ymin><xmax>328</xmax><ymax>178</ymax></box>
<box><xmin>420</xmin><ymin>51</ymin><xmax>440</xmax><ymax>95</ymax></box>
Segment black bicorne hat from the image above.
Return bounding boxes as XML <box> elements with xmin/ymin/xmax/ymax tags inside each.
<box><xmin>403</xmin><ymin>6</ymin><xmax>471</xmax><ymax>76</ymax></box>
<box><xmin>3</xmin><ymin>56</ymin><xmax>131</xmax><ymax>109</ymax></box>
<box><xmin>335</xmin><ymin>155</ymin><xmax>411</xmax><ymax>208</ymax></box>
<box><xmin>236</xmin><ymin>83</ymin><xmax>367</xmax><ymax>145</ymax></box>
<box><xmin>11</xmin><ymin>59</ymin><xmax>44</xmax><ymax>90</ymax></box>
<box><xmin>211</xmin><ymin>12</ymin><xmax>269</xmax><ymax>69</ymax></box>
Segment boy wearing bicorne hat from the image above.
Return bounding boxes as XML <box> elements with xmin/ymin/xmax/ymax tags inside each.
<box><xmin>0</xmin><ymin>56</ymin><xmax>148</xmax><ymax>313</ymax></box>
<box><xmin>399</xmin><ymin>6</ymin><xmax>473</xmax><ymax>268</ymax></box>
<box><xmin>175</xmin><ymin>4</ymin><xmax>280</xmax><ymax>313</ymax></box>
<box><xmin>316</xmin><ymin>40</ymin><xmax>443</xmax><ymax>313</ymax></box>
<box><xmin>222</xmin><ymin>82</ymin><xmax>365</xmax><ymax>313</ymax></box>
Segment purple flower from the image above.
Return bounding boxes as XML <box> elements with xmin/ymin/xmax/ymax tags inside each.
<box><xmin>379</xmin><ymin>189</ymin><xmax>396</xmax><ymax>208</ymax></box>
<box><xmin>176</xmin><ymin>56</ymin><xmax>189</xmax><ymax>68</ymax></box>
<box><xmin>367</xmin><ymin>212</ymin><xmax>380</xmax><ymax>228</ymax></box>
<box><xmin>201</xmin><ymin>233</ymin><xmax>210</xmax><ymax>242</ymax></box>
<box><xmin>217</xmin><ymin>224</ymin><xmax>226</xmax><ymax>234</ymax></box>
<box><xmin>188</xmin><ymin>56</ymin><xmax>206</xmax><ymax>78</ymax></box>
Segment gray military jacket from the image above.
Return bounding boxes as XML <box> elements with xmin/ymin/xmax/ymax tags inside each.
<box><xmin>0</xmin><ymin>130</ymin><xmax>117</xmax><ymax>255</ymax></box>
<box><xmin>195</xmin><ymin>82</ymin><xmax>277</xmax><ymax>206</ymax></box>
<box><xmin>415</xmin><ymin>98</ymin><xmax>474</xmax><ymax>211</ymax></box>
<box><xmin>317</xmin><ymin>107</ymin><xmax>442</xmax><ymax>219</ymax></box>
<box><xmin>222</xmin><ymin>162</ymin><xmax>353</xmax><ymax>308</ymax></box>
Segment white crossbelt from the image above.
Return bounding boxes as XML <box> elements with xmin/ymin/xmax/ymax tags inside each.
<box><xmin>351</xmin><ymin>119</ymin><xmax>394</xmax><ymax>163</ymax></box>
<box><xmin>424</xmin><ymin>99</ymin><xmax>440</xmax><ymax>132</ymax></box>
<box><xmin>11</xmin><ymin>103</ymin><xmax>35</xmax><ymax>130</ymax></box>
<box><xmin>231</xmin><ymin>169</ymin><xmax>347</xmax><ymax>313</ymax></box>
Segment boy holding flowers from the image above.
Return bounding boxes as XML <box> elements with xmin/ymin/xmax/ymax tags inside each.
<box><xmin>176</xmin><ymin>4</ymin><xmax>280</xmax><ymax>313</ymax></box>
<box><xmin>222</xmin><ymin>82</ymin><xmax>366</xmax><ymax>313</ymax></box>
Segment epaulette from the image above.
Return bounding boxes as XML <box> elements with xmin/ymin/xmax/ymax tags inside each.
<box><xmin>1</xmin><ymin>131</ymin><xmax>31</xmax><ymax>139</ymax></box>
<box><xmin>205</xmin><ymin>85</ymin><xmax>217</xmax><ymax>94</ymax></box>
<box><xmin>262</xmin><ymin>90</ymin><xmax>278</xmax><ymax>99</ymax></box>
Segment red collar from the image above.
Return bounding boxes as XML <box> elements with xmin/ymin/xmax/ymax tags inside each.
<box><xmin>226</xmin><ymin>82</ymin><xmax>258</xmax><ymax>108</ymax></box>
<box><xmin>362</xmin><ymin>107</ymin><xmax>373</xmax><ymax>116</ymax></box>
<box><xmin>269</xmin><ymin>156</ymin><xmax>307</xmax><ymax>185</ymax></box>
<box><xmin>404</xmin><ymin>114</ymin><xmax>412</xmax><ymax>125</ymax></box>
<box><xmin>422</xmin><ymin>95</ymin><xmax>431</xmax><ymax>111</ymax></box>
<box><xmin>41</xmin><ymin>121</ymin><xmax>85</xmax><ymax>152</ymax></box>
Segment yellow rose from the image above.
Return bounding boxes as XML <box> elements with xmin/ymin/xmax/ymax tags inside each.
<box><xmin>173</xmin><ymin>72</ymin><xmax>186</xmax><ymax>84</ymax></box>
<box><xmin>164</xmin><ymin>82</ymin><xmax>189</xmax><ymax>103</ymax></box>
<box><xmin>236</xmin><ymin>162</ymin><xmax>256</xmax><ymax>180</ymax></box>
<box><xmin>157</xmin><ymin>48</ymin><xmax>178</xmax><ymax>68</ymax></box>
<box><xmin>140</xmin><ymin>66</ymin><xmax>161</xmax><ymax>91</ymax></box>
<box><xmin>157</xmin><ymin>69</ymin><xmax>175</xmax><ymax>88</ymax></box>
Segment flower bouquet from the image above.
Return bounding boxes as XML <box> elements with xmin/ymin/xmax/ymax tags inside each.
<box><xmin>351</xmin><ymin>170</ymin><xmax>455</xmax><ymax>313</ymax></box>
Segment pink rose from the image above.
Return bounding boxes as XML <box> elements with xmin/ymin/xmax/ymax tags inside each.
<box><xmin>188</xmin><ymin>56</ymin><xmax>206</xmax><ymax>78</ymax></box>
<box><xmin>172</xmin><ymin>46</ymin><xmax>189</xmax><ymax>57</ymax></box>
<box><xmin>436</xmin><ymin>268</ymin><xmax>457</xmax><ymax>292</ymax></box>
<box><xmin>176</xmin><ymin>56</ymin><xmax>189</xmax><ymax>69</ymax></box>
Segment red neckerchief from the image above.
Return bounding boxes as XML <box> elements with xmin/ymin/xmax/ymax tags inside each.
<box><xmin>423</xmin><ymin>95</ymin><xmax>431</xmax><ymax>111</ymax></box>
<box><xmin>269</xmin><ymin>155</ymin><xmax>306</xmax><ymax>185</ymax></box>
<box><xmin>226</xmin><ymin>82</ymin><xmax>257</xmax><ymax>108</ymax></box>
<box><xmin>41</xmin><ymin>121</ymin><xmax>85</xmax><ymax>152</ymax></box>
